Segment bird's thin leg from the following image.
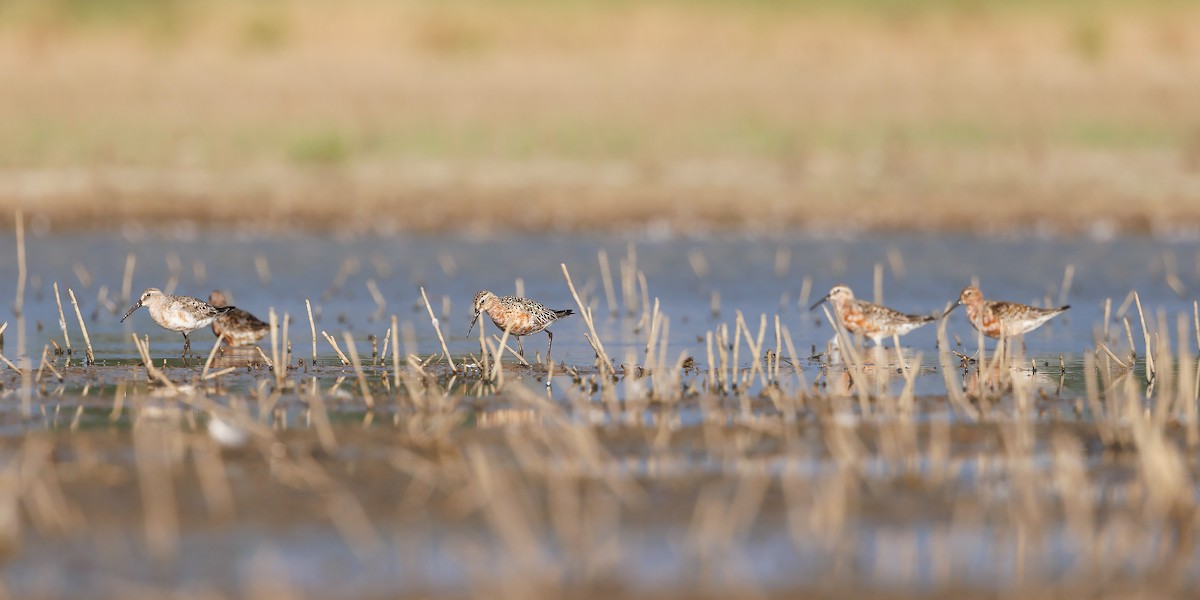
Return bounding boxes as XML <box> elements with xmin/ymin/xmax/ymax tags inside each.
<box><xmin>546</xmin><ymin>330</ymin><xmax>554</xmax><ymax>364</ymax></box>
<box><xmin>517</xmin><ymin>336</ymin><xmax>524</xmax><ymax>357</ymax></box>
<box><xmin>183</xmin><ymin>332</ymin><xmax>191</xmax><ymax>355</ymax></box>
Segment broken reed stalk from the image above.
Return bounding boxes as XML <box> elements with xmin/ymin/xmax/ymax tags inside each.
<box><xmin>321</xmin><ymin>331</ymin><xmax>351</xmax><ymax>365</ymax></box>
<box><xmin>420</xmin><ymin>287</ymin><xmax>456</xmax><ymax>371</ymax></box>
<box><xmin>0</xmin><ymin>322</ymin><xmax>18</xmax><ymax>371</ymax></box>
<box><xmin>1134</xmin><ymin>292</ymin><xmax>1154</xmax><ymax>382</ymax></box>
<box><xmin>52</xmin><ymin>282</ymin><xmax>70</xmax><ymax>354</ymax></box>
<box><xmin>306</xmin><ymin>299</ymin><xmax>317</xmax><ymax>365</ymax></box>
<box><xmin>38</xmin><ymin>345</ymin><xmax>63</xmax><ymax>382</ymax></box>
<box><xmin>342</xmin><ymin>332</ymin><xmax>375</xmax><ymax>408</ymax></box>
<box><xmin>561</xmin><ymin>263</ymin><xmax>615</xmax><ymax>374</ymax></box>
<box><xmin>67</xmin><ymin>288</ymin><xmax>94</xmax><ymax>365</ymax></box>
<box><xmin>13</xmin><ymin>210</ymin><xmax>25</xmax><ymax>316</ymax></box>
<box><xmin>132</xmin><ymin>333</ymin><xmax>177</xmax><ymax>393</ymax></box>
<box><xmin>203</xmin><ymin>366</ymin><xmax>237</xmax><ymax>381</ymax></box>
<box><xmin>491</xmin><ymin>335</ymin><xmax>531</xmax><ymax>367</ymax></box>
<box><xmin>1096</xmin><ymin>342</ymin><xmax>1129</xmax><ymax>370</ymax></box>
<box><xmin>201</xmin><ymin>335</ymin><xmax>222</xmax><ymax>380</ymax></box>
<box><xmin>254</xmin><ymin>346</ymin><xmax>274</xmax><ymax>369</ymax></box>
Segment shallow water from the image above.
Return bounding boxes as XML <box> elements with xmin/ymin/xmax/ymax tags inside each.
<box><xmin>0</xmin><ymin>230</ymin><xmax>1197</xmax><ymax>598</ymax></box>
<box><xmin>0</xmin><ymin>230</ymin><xmax>1192</xmax><ymax>394</ymax></box>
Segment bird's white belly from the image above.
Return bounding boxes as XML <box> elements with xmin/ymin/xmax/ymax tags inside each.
<box><xmin>150</xmin><ymin>303</ymin><xmax>203</xmax><ymax>332</ymax></box>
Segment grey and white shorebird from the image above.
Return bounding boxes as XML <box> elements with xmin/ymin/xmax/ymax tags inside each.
<box><xmin>208</xmin><ymin>290</ymin><xmax>270</xmax><ymax>347</ymax></box>
<box><xmin>122</xmin><ymin>288</ymin><xmax>235</xmax><ymax>354</ymax></box>
<box><xmin>467</xmin><ymin>290</ymin><xmax>574</xmax><ymax>361</ymax></box>
<box><xmin>810</xmin><ymin>284</ymin><xmax>935</xmax><ymax>345</ymax></box>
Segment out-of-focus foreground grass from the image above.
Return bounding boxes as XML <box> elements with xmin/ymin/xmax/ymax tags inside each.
<box><xmin>1</xmin><ymin>0</ymin><xmax>1199</xmax><ymax>233</ymax></box>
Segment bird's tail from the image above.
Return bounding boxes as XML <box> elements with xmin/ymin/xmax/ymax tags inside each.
<box><xmin>555</xmin><ymin>309</ymin><xmax>575</xmax><ymax>319</ymax></box>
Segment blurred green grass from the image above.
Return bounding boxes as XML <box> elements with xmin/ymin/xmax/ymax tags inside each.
<box><xmin>0</xmin><ymin>0</ymin><xmax>1197</xmax><ymax>234</ymax></box>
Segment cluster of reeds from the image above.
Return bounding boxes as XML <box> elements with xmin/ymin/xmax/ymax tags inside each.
<box><xmin>5</xmin><ymin>216</ymin><xmax>1200</xmax><ymax>598</ymax></box>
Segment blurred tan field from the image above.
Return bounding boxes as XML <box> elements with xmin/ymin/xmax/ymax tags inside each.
<box><xmin>2</xmin><ymin>0</ymin><xmax>1200</xmax><ymax>233</ymax></box>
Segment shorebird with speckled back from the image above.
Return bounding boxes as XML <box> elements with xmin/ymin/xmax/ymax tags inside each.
<box><xmin>122</xmin><ymin>288</ymin><xmax>234</xmax><ymax>354</ymax></box>
<box><xmin>467</xmin><ymin>290</ymin><xmax>574</xmax><ymax>362</ymax></box>
<box><xmin>209</xmin><ymin>290</ymin><xmax>269</xmax><ymax>347</ymax></box>
<box><xmin>810</xmin><ymin>284</ymin><xmax>934</xmax><ymax>345</ymax></box>
<box><xmin>944</xmin><ymin>285</ymin><xmax>1069</xmax><ymax>338</ymax></box>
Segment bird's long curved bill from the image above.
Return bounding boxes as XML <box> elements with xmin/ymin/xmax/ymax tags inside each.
<box><xmin>808</xmin><ymin>294</ymin><xmax>830</xmax><ymax>312</ymax></box>
<box><xmin>466</xmin><ymin>313</ymin><xmax>479</xmax><ymax>337</ymax></box>
<box><xmin>120</xmin><ymin>300</ymin><xmax>142</xmax><ymax>323</ymax></box>
<box><xmin>942</xmin><ymin>301</ymin><xmax>962</xmax><ymax>319</ymax></box>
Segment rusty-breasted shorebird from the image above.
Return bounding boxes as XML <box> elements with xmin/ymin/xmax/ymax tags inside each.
<box><xmin>810</xmin><ymin>284</ymin><xmax>934</xmax><ymax>345</ymax></box>
<box><xmin>944</xmin><ymin>285</ymin><xmax>1069</xmax><ymax>338</ymax></box>
<box><xmin>209</xmin><ymin>290</ymin><xmax>269</xmax><ymax>347</ymax></box>
<box><xmin>122</xmin><ymin>288</ymin><xmax>234</xmax><ymax>354</ymax></box>
<box><xmin>467</xmin><ymin>290</ymin><xmax>573</xmax><ymax>361</ymax></box>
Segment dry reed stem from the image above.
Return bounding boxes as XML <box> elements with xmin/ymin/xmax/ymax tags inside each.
<box><xmin>306</xmin><ymin>298</ymin><xmax>317</xmax><ymax>365</ymax></box>
<box><xmin>935</xmin><ymin>303</ymin><xmax>978</xmax><ymax>420</ymax></box>
<box><xmin>1135</xmin><ymin>292</ymin><xmax>1154</xmax><ymax>382</ymax></box>
<box><xmin>491</xmin><ymin>335</ymin><xmax>531</xmax><ymax>367</ymax></box>
<box><xmin>51</xmin><ymin>282</ymin><xmax>70</xmax><ymax>353</ymax></box>
<box><xmin>636</xmin><ymin>270</ymin><xmax>651</xmax><ymax>330</ymax></box>
<box><xmin>67</xmin><ymin>288</ymin><xmax>94</xmax><ymax>365</ymax></box>
<box><xmin>283</xmin><ymin>311</ymin><xmax>292</xmax><ymax>372</ymax></box>
<box><xmin>201</xmin><ymin>334</ymin><xmax>222</xmax><ymax>380</ymax></box>
<box><xmin>254</xmin><ymin>346</ymin><xmax>274</xmax><ymax>368</ymax></box>
<box><xmin>1194</xmin><ymin>301</ymin><xmax>1199</xmax><ymax>353</ymax></box>
<box><xmin>391</xmin><ymin>315</ymin><xmax>401</xmax><ymax>391</ymax></box>
<box><xmin>12</xmin><ymin>210</ymin><xmax>25</xmax><ymax>317</ymax></box>
<box><xmin>820</xmin><ymin>305</ymin><xmax>870</xmax><ymax>410</ymax></box>
<box><xmin>342</xmin><ymin>332</ymin><xmax>375</xmax><ymax>408</ymax></box>
<box><xmin>420</xmin><ymin>286</ymin><xmax>456</xmax><ymax>371</ymax></box>
<box><xmin>270</xmin><ymin>308</ymin><xmax>284</xmax><ymax>388</ymax></box>
<box><xmin>0</xmin><ymin>322</ymin><xmax>17</xmax><ymax>371</ymax></box>
<box><xmin>489</xmin><ymin>323</ymin><xmax>515</xmax><ymax>384</ymax></box>
<box><xmin>121</xmin><ymin>252</ymin><xmax>136</xmax><ymax>304</ymax></box>
<box><xmin>561</xmin><ymin>263</ymin><xmax>614</xmax><ymax>374</ymax></box>
<box><xmin>1096</xmin><ymin>342</ymin><xmax>1130</xmax><ymax>370</ymax></box>
<box><xmin>190</xmin><ymin>437</ymin><xmax>236</xmax><ymax>523</ymax></box>
<box><xmin>798</xmin><ymin>276</ymin><xmax>812</xmax><ymax>310</ymax></box>
<box><xmin>597</xmin><ymin>250</ymin><xmax>618</xmax><ymax>317</ymax></box>
<box><xmin>133</xmin><ymin>419</ymin><xmax>180</xmax><ymax>563</ymax></box>
<box><xmin>873</xmin><ymin>262</ymin><xmax>884</xmax><ymax>305</ymax></box>
<box><xmin>132</xmin><ymin>333</ymin><xmax>178</xmax><ymax>393</ymax></box>
<box><xmin>163</xmin><ymin>251</ymin><xmax>181</xmax><ymax>295</ymax></box>
<box><xmin>304</xmin><ymin>389</ymin><xmax>339</xmax><ymax>452</ymax></box>
<box><xmin>202</xmin><ymin>366</ymin><xmax>237</xmax><ymax>380</ymax></box>
<box><xmin>1059</xmin><ymin>264</ymin><xmax>1076</xmax><ymax>307</ymax></box>
<box><xmin>366</xmin><ymin>279</ymin><xmax>386</xmax><ymax>319</ymax></box>
<box><xmin>37</xmin><ymin>345</ymin><xmax>63</xmax><ymax>382</ymax></box>
<box><xmin>321</xmin><ymin>331</ymin><xmax>351</xmax><ymax>365</ymax></box>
